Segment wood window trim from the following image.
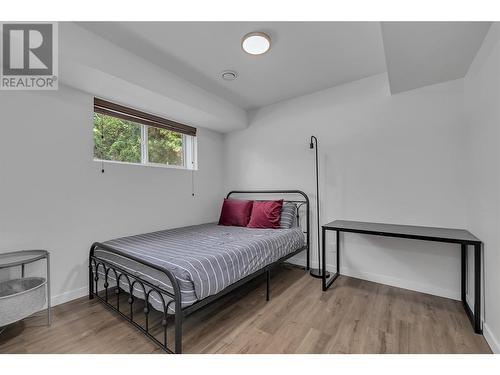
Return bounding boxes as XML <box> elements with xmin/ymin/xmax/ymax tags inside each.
<box><xmin>94</xmin><ymin>97</ymin><xmax>197</xmax><ymax>137</ymax></box>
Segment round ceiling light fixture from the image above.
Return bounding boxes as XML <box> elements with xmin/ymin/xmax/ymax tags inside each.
<box><xmin>221</xmin><ymin>70</ymin><xmax>238</xmax><ymax>81</ymax></box>
<box><xmin>241</xmin><ymin>32</ymin><xmax>271</xmax><ymax>55</ymax></box>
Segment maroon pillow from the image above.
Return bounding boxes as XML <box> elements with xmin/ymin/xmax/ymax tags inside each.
<box><xmin>218</xmin><ymin>199</ymin><xmax>253</xmax><ymax>227</ymax></box>
<box><xmin>247</xmin><ymin>200</ymin><xmax>284</xmax><ymax>229</ymax></box>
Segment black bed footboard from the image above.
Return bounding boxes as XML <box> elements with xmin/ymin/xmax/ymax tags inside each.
<box><xmin>89</xmin><ymin>242</ymin><xmax>183</xmax><ymax>353</ymax></box>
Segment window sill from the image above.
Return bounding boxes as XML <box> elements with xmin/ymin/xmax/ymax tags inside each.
<box><xmin>93</xmin><ymin>159</ymin><xmax>197</xmax><ymax>171</ymax></box>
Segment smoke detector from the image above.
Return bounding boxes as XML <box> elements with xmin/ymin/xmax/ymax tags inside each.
<box><xmin>221</xmin><ymin>70</ymin><xmax>238</xmax><ymax>81</ymax></box>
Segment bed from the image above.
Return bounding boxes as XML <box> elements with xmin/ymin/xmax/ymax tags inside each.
<box><xmin>89</xmin><ymin>190</ymin><xmax>310</xmax><ymax>353</ymax></box>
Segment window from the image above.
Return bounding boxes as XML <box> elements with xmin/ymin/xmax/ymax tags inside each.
<box><xmin>147</xmin><ymin>126</ymin><xmax>184</xmax><ymax>166</ymax></box>
<box><xmin>94</xmin><ymin>113</ymin><xmax>142</xmax><ymax>164</ymax></box>
<box><xmin>93</xmin><ymin>98</ymin><xmax>197</xmax><ymax>169</ymax></box>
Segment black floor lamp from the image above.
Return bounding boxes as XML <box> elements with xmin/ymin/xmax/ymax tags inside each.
<box><xmin>309</xmin><ymin>135</ymin><xmax>330</xmax><ymax>279</ymax></box>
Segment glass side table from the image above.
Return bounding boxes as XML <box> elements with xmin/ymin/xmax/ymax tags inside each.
<box><xmin>0</xmin><ymin>250</ymin><xmax>51</xmax><ymax>330</ymax></box>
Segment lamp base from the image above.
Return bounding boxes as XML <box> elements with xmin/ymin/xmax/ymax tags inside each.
<box><xmin>309</xmin><ymin>268</ymin><xmax>330</xmax><ymax>279</ymax></box>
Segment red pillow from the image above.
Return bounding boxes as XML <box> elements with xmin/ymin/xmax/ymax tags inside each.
<box><xmin>218</xmin><ymin>199</ymin><xmax>253</xmax><ymax>227</ymax></box>
<box><xmin>247</xmin><ymin>200</ymin><xmax>283</xmax><ymax>229</ymax></box>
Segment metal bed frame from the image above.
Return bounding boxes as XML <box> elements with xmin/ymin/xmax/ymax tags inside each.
<box><xmin>89</xmin><ymin>190</ymin><xmax>310</xmax><ymax>354</ymax></box>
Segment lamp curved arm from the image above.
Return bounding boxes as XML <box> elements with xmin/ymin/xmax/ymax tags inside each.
<box><xmin>310</xmin><ymin>135</ymin><xmax>317</xmax><ymax>149</ymax></box>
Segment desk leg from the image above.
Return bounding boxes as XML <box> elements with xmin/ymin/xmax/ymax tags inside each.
<box><xmin>323</xmin><ymin>229</ymin><xmax>340</xmax><ymax>291</ymax></box>
<box><xmin>46</xmin><ymin>253</ymin><xmax>51</xmax><ymax>326</ymax></box>
<box><xmin>474</xmin><ymin>243</ymin><xmax>482</xmax><ymax>334</ymax></box>
<box><xmin>461</xmin><ymin>244</ymin><xmax>467</xmax><ymax>303</ymax></box>
<box><xmin>322</xmin><ymin>226</ymin><xmax>326</xmax><ymax>291</ymax></box>
<box><xmin>336</xmin><ymin>230</ymin><xmax>340</xmax><ymax>276</ymax></box>
<box><xmin>462</xmin><ymin>242</ymin><xmax>483</xmax><ymax>334</ymax></box>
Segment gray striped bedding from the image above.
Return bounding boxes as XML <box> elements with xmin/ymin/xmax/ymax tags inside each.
<box><xmin>94</xmin><ymin>223</ymin><xmax>305</xmax><ymax>313</ymax></box>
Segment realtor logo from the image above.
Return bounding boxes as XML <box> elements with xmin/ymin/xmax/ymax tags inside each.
<box><xmin>0</xmin><ymin>22</ymin><xmax>58</xmax><ymax>90</ymax></box>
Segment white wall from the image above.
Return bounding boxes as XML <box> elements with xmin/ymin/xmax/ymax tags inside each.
<box><xmin>0</xmin><ymin>84</ymin><xmax>225</xmax><ymax>305</ymax></box>
<box><xmin>464</xmin><ymin>23</ymin><xmax>500</xmax><ymax>353</ymax></box>
<box><xmin>225</xmin><ymin>73</ymin><xmax>467</xmax><ymax>300</ymax></box>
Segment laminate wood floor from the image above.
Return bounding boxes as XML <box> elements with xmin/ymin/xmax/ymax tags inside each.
<box><xmin>0</xmin><ymin>266</ymin><xmax>491</xmax><ymax>354</ymax></box>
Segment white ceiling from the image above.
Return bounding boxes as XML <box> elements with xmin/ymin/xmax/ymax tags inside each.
<box><xmin>381</xmin><ymin>22</ymin><xmax>491</xmax><ymax>94</ymax></box>
<box><xmin>59</xmin><ymin>23</ymin><xmax>247</xmax><ymax>133</ymax></box>
<box><xmin>72</xmin><ymin>21</ymin><xmax>492</xmax><ymax>132</ymax></box>
<box><xmin>77</xmin><ymin>22</ymin><xmax>387</xmax><ymax>110</ymax></box>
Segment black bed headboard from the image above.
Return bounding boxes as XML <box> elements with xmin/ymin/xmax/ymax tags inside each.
<box><xmin>226</xmin><ymin>190</ymin><xmax>310</xmax><ymax>270</ymax></box>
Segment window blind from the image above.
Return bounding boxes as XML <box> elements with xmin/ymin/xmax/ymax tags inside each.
<box><xmin>94</xmin><ymin>97</ymin><xmax>197</xmax><ymax>137</ymax></box>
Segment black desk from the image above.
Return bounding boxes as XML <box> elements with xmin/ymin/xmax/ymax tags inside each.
<box><xmin>321</xmin><ymin>220</ymin><xmax>482</xmax><ymax>334</ymax></box>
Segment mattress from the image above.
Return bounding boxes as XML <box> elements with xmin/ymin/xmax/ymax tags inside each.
<box><xmin>93</xmin><ymin>223</ymin><xmax>305</xmax><ymax>313</ymax></box>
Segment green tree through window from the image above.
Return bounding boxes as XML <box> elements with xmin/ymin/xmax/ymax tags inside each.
<box><xmin>148</xmin><ymin>126</ymin><xmax>183</xmax><ymax>166</ymax></box>
<box><xmin>93</xmin><ymin>113</ymin><xmax>186</xmax><ymax>167</ymax></box>
<box><xmin>93</xmin><ymin>113</ymin><xmax>141</xmax><ymax>163</ymax></box>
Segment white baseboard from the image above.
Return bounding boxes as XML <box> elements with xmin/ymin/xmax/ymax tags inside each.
<box><xmin>483</xmin><ymin>323</ymin><xmax>500</xmax><ymax>354</ymax></box>
<box><xmin>288</xmin><ymin>256</ymin><xmax>461</xmax><ymax>301</ymax></box>
<box><xmin>338</xmin><ymin>265</ymin><xmax>460</xmax><ymax>301</ymax></box>
<box><xmin>37</xmin><ymin>286</ymin><xmax>88</xmax><ymax>313</ymax></box>
<box><xmin>50</xmin><ymin>286</ymin><xmax>88</xmax><ymax>306</ymax></box>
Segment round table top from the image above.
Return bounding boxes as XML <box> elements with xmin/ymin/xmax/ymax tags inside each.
<box><xmin>0</xmin><ymin>250</ymin><xmax>49</xmax><ymax>269</ymax></box>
